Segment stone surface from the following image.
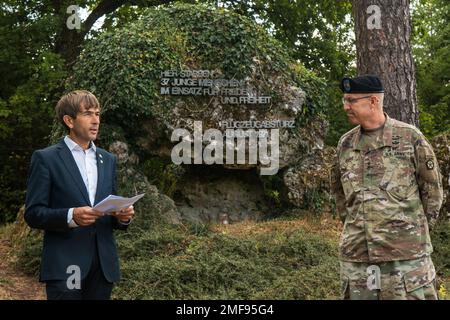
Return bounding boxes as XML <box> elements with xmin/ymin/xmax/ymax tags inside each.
<box><xmin>283</xmin><ymin>147</ymin><xmax>335</xmax><ymax>210</ymax></box>
<box><xmin>60</xmin><ymin>4</ymin><xmax>331</xmax><ymax>223</ymax></box>
<box><xmin>174</xmin><ymin>166</ymin><xmax>268</xmax><ymax>224</ymax></box>
<box><xmin>110</xmin><ymin>139</ymin><xmax>182</xmax><ymax>225</ymax></box>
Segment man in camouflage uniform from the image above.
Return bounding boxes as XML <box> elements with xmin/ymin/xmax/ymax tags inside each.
<box><xmin>331</xmin><ymin>75</ymin><xmax>444</xmax><ymax>300</ymax></box>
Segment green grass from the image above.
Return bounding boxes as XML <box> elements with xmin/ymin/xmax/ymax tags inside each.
<box><xmin>112</xmin><ymin>215</ymin><xmax>341</xmax><ymax>299</ymax></box>
<box><xmin>9</xmin><ymin>207</ymin><xmax>450</xmax><ymax>300</ymax></box>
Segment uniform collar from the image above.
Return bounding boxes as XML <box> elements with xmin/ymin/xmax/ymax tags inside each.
<box><xmin>352</xmin><ymin>113</ymin><xmax>393</xmax><ymax>151</ymax></box>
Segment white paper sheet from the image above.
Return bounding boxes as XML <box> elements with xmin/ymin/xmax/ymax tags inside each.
<box><xmin>93</xmin><ymin>193</ymin><xmax>145</xmax><ymax>214</ymax></box>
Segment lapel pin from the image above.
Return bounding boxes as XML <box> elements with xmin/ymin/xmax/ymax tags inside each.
<box><xmin>100</xmin><ymin>160</ymin><xmax>103</xmax><ymax>164</ymax></box>
<box><xmin>99</xmin><ymin>154</ymin><xmax>103</xmax><ymax>158</ymax></box>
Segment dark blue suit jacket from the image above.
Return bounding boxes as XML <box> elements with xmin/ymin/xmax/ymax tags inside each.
<box><xmin>25</xmin><ymin>139</ymin><xmax>127</xmax><ymax>282</ymax></box>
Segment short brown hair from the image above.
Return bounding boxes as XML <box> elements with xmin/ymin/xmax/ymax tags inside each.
<box><xmin>55</xmin><ymin>90</ymin><xmax>100</xmax><ymax>131</ymax></box>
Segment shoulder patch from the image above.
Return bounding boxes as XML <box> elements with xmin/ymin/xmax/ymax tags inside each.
<box><xmin>426</xmin><ymin>159</ymin><xmax>434</xmax><ymax>170</ymax></box>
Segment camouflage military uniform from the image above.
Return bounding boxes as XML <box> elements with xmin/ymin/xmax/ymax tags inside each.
<box><xmin>341</xmin><ymin>256</ymin><xmax>437</xmax><ymax>300</ymax></box>
<box><xmin>331</xmin><ymin>114</ymin><xmax>443</xmax><ymax>300</ymax></box>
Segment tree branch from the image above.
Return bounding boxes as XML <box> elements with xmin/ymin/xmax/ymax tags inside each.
<box><xmin>82</xmin><ymin>0</ymin><xmax>126</xmax><ymax>35</ymax></box>
<box><xmin>82</xmin><ymin>0</ymin><xmax>175</xmax><ymax>37</ymax></box>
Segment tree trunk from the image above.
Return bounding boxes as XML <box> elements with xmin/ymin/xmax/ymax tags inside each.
<box><xmin>352</xmin><ymin>0</ymin><xmax>419</xmax><ymax>126</ymax></box>
<box><xmin>55</xmin><ymin>29</ymin><xmax>85</xmax><ymax>68</ymax></box>
<box><xmin>54</xmin><ymin>0</ymin><xmax>175</xmax><ymax>68</ymax></box>
<box><xmin>54</xmin><ymin>0</ymin><xmax>125</xmax><ymax>68</ymax></box>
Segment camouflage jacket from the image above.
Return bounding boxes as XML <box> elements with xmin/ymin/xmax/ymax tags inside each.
<box><xmin>331</xmin><ymin>114</ymin><xmax>443</xmax><ymax>263</ymax></box>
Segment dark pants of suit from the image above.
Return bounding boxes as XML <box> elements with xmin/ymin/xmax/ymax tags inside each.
<box><xmin>45</xmin><ymin>239</ymin><xmax>113</xmax><ymax>300</ymax></box>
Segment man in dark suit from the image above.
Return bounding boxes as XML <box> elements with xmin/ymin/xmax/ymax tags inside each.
<box><xmin>25</xmin><ymin>90</ymin><xmax>134</xmax><ymax>300</ymax></box>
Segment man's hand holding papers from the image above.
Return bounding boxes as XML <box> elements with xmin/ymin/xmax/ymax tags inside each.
<box><xmin>93</xmin><ymin>193</ymin><xmax>145</xmax><ymax>223</ymax></box>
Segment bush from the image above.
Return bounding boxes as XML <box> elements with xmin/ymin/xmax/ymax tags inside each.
<box><xmin>112</xmin><ymin>218</ymin><xmax>340</xmax><ymax>299</ymax></box>
<box><xmin>431</xmin><ymin>221</ymin><xmax>450</xmax><ymax>279</ymax></box>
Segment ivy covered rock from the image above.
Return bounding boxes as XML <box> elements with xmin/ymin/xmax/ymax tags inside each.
<box><xmin>109</xmin><ymin>139</ymin><xmax>182</xmax><ymax>225</ymax></box>
<box><xmin>284</xmin><ymin>147</ymin><xmax>336</xmax><ymax>211</ymax></box>
<box><xmin>58</xmin><ymin>3</ymin><xmax>331</xmax><ymax>222</ymax></box>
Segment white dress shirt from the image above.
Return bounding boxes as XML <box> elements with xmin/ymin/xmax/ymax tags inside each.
<box><xmin>65</xmin><ymin>136</ymin><xmax>98</xmax><ymax>228</ymax></box>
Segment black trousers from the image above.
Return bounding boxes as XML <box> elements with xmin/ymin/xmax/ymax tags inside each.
<box><xmin>45</xmin><ymin>238</ymin><xmax>114</xmax><ymax>300</ymax></box>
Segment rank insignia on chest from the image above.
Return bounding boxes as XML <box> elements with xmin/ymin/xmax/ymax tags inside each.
<box><xmin>392</xmin><ymin>135</ymin><xmax>400</xmax><ymax>145</ymax></box>
<box><xmin>426</xmin><ymin>159</ymin><xmax>434</xmax><ymax>170</ymax></box>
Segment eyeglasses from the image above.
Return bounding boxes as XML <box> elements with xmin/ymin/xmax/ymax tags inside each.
<box><xmin>342</xmin><ymin>95</ymin><xmax>372</xmax><ymax>105</ymax></box>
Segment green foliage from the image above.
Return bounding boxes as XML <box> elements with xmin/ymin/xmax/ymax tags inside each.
<box><xmin>66</xmin><ymin>3</ymin><xmax>339</xmax><ymax>220</ymax></box>
<box><xmin>301</xmin><ymin>188</ymin><xmax>326</xmax><ymax>213</ymax></box>
<box><xmin>140</xmin><ymin>158</ymin><xmax>185</xmax><ymax>198</ymax></box>
<box><xmin>69</xmin><ymin>3</ymin><xmax>331</xmax><ymax>149</ymax></box>
<box><xmin>432</xmin><ymin>221</ymin><xmax>450</xmax><ymax>279</ymax></box>
<box><xmin>0</xmin><ymin>0</ymin><xmax>186</xmax><ymax>225</ymax></box>
<box><xmin>260</xmin><ymin>174</ymin><xmax>285</xmax><ymax>210</ymax></box>
<box><xmin>222</xmin><ymin>0</ymin><xmax>354</xmax><ymax>79</ymax></box>
<box><xmin>0</xmin><ymin>51</ymin><xmax>66</xmax><ymax>223</ymax></box>
<box><xmin>323</xmin><ymin>87</ymin><xmax>355</xmax><ymax>146</ymax></box>
<box><xmin>15</xmin><ymin>230</ymin><xmax>43</xmax><ymax>277</ymax></box>
<box><xmin>113</xmin><ymin>217</ymin><xmax>340</xmax><ymax>299</ymax></box>
<box><xmin>13</xmin><ymin>202</ymin><xmax>450</xmax><ymax>299</ymax></box>
<box><xmin>0</xmin><ymin>1</ymin><xmax>351</xmax><ymax>224</ymax></box>
<box><xmin>288</xmin><ymin>60</ymin><xmax>353</xmax><ymax>148</ymax></box>
<box><xmin>12</xmin><ymin>158</ymin><xmax>341</xmax><ymax>300</ymax></box>
<box><xmin>0</xmin><ymin>1</ymin><xmax>70</xmax><ymax>223</ymax></box>
<box><xmin>222</xmin><ymin>0</ymin><xmax>356</xmax><ymax>146</ymax></box>
<box><xmin>412</xmin><ymin>0</ymin><xmax>450</xmax><ymax>137</ymax></box>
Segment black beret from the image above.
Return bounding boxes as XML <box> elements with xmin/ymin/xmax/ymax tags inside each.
<box><xmin>340</xmin><ymin>75</ymin><xmax>384</xmax><ymax>93</ymax></box>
